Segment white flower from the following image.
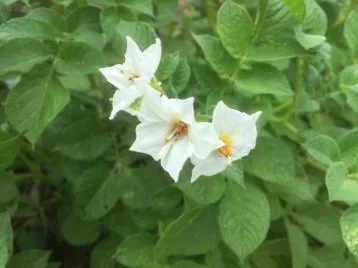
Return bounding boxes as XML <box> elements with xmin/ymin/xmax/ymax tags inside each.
<box><xmin>130</xmin><ymin>90</ymin><xmax>224</xmax><ymax>182</ymax></box>
<box><xmin>99</xmin><ymin>36</ymin><xmax>162</xmax><ymax>119</ymax></box>
<box><xmin>190</xmin><ymin>101</ymin><xmax>261</xmax><ymax>182</ymax></box>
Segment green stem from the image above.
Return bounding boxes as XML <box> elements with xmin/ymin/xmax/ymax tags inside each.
<box><xmin>19</xmin><ymin>154</ymin><xmax>48</xmax><ymax>182</ymax></box>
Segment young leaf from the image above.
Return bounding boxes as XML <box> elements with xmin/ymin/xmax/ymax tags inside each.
<box><xmin>340</xmin><ymin>204</ymin><xmax>358</xmax><ymax>257</ymax></box>
<box><xmin>0</xmin><ymin>38</ymin><xmax>52</xmax><ymax>77</ymax></box>
<box><xmin>115</xmin><ymin>233</ymin><xmax>156</xmax><ymax>267</ymax></box>
<box><xmin>155</xmin><ymin>206</ymin><xmax>221</xmax><ymax>260</ymax></box>
<box><xmin>219</xmin><ymin>182</ymin><xmax>270</xmax><ymax>262</ymax></box>
<box><xmin>5</xmin><ymin>69</ymin><xmax>70</xmax><ymax>145</ymax></box>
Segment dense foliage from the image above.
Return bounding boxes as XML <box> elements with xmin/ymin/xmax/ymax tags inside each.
<box><xmin>1</xmin><ymin>0</ymin><xmax>358</xmax><ymax>267</ymax></box>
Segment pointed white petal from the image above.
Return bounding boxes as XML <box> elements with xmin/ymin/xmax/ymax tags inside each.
<box><xmin>141</xmin><ymin>38</ymin><xmax>162</xmax><ymax>78</ymax></box>
<box><xmin>190</xmin><ymin>153</ymin><xmax>228</xmax><ymax>182</ymax></box>
<box><xmin>109</xmin><ymin>87</ymin><xmax>142</xmax><ymax>119</ymax></box>
<box><xmin>160</xmin><ymin>136</ymin><xmax>194</xmax><ymax>182</ymax></box>
<box><xmin>188</xmin><ymin>122</ymin><xmax>224</xmax><ymax>159</ymax></box>
<box><xmin>99</xmin><ymin>65</ymin><xmax>131</xmax><ymax>89</ymax></box>
<box><xmin>125</xmin><ymin>36</ymin><xmax>143</xmax><ymax>73</ymax></box>
<box><xmin>213</xmin><ymin>101</ymin><xmax>251</xmax><ymax>135</ymax></box>
<box><xmin>139</xmin><ymin>89</ymin><xmax>171</xmax><ymax>122</ymax></box>
<box><xmin>130</xmin><ymin>121</ymin><xmax>171</xmax><ymax>161</ymax></box>
<box><xmin>167</xmin><ymin>97</ymin><xmax>195</xmax><ymax>124</ymax></box>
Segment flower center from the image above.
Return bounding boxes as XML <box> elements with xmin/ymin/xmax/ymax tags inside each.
<box><xmin>218</xmin><ymin>134</ymin><xmax>232</xmax><ymax>157</ymax></box>
<box><xmin>166</xmin><ymin>121</ymin><xmax>188</xmax><ymax>142</ymax></box>
<box><xmin>120</xmin><ymin>69</ymin><xmax>140</xmax><ymax>81</ymax></box>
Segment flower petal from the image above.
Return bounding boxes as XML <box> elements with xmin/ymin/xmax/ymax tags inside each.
<box><xmin>167</xmin><ymin>97</ymin><xmax>195</xmax><ymax>124</ymax></box>
<box><xmin>188</xmin><ymin>122</ymin><xmax>224</xmax><ymax>159</ymax></box>
<box><xmin>141</xmin><ymin>38</ymin><xmax>161</xmax><ymax>78</ymax></box>
<box><xmin>109</xmin><ymin>87</ymin><xmax>142</xmax><ymax>119</ymax></box>
<box><xmin>160</xmin><ymin>136</ymin><xmax>194</xmax><ymax>182</ymax></box>
<box><xmin>213</xmin><ymin>101</ymin><xmax>251</xmax><ymax>135</ymax></box>
<box><xmin>99</xmin><ymin>65</ymin><xmax>131</xmax><ymax>89</ymax></box>
<box><xmin>139</xmin><ymin>89</ymin><xmax>171</xmax><ymax>122</ymax></box>
<box><xmin>190</xmin><ymin>153</ymin><xmax>228</xmax><ymax>182</ymax></box>
<box><xmin>231</xmin><ymin>111</ymin><xmax>261</xmax><ymax>160</ymax></box>
<box><xmin>130</xmin><ymin>121</ymin><xmax>171</xmax><ymax>161</ymax></box>
<box><xmin>125</xmin><ymin>36</ymin><xmax>143</xmax><ymax>73</ymax></box>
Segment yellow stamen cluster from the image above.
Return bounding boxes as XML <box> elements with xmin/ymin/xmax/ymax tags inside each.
<box><xmin>166</xmin><ymin>121</ymin><xmax>188</xmax><ymax>142</ymax></box>
<box><xmin>218</xmin><ymin>134</ymin><xmax>232</xmax><ymax>157</ymax></box>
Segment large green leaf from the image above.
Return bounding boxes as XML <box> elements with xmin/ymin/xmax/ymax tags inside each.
<box><xmin>0</xmin><ymin>212</ymin><xmax>13</xmax><ymax>268</ymax></box>
<box><xmin>115</xmin><ymin>233</ymin><xmax>156</xmax><ymax>267</ymax></box>
<box><xmin>0</xmin><ymin>38</ymin><xmax>51</xmax><ymax>77</ymax></box>
<box><xmin>325</xmin><ymin>162</ymin><xmax>358</xmax><ymax>205</ymax></box>
<box><xmin>340</xmin><ymin>204</ymin><xmax>358</xmax><ymax>257</ymax></box>
<box><xmin>219</xmin><ymin>182</ymin><xmax>270</xmax><ymax>261</ymax></box>
<box><xmin>344</xmin><ymin>10</ymin><xmax>358</xmax><ymax>61</ymax></box>
<box><xmin>233</xmin><ymin>64</ymin><xmax>293</xmax><ymax>97</ymax></box>
<box><xmin>155</xmin><ymin>206</ymin><xmax>221</xmax><ymax>260</ymax></box>
<box><xmin>5</xmin><ymin>69</ymin><xmax>70</xmax><ymax>145</ymax></box>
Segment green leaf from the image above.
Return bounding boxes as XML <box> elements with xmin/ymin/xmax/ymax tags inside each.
<box><xmin>171</xmin><ymin>260</ymin><xmax>208</xmax><ymax>268</ymax></box>
<box><xmin>339</xmin><ymin>65</ymin><xmax>358</xmax><ymax>113</ymax></box>
<box><xmin>344</xmin><ymin>10</ymin><xmax>358</xmax><ymax>61</ymax></box>
<box><xmin>7</xmin><ymin>250</ymin><xmax>50</xmax><ymax>268</ymax></box>
<box><xmin>0</xmin><ymin>212</ymin><xmax>13</xmax><ymax>267</ymax></box>
<box><xmin>325</xmin><ymin>162</ymin><xmax>358</xmax><ymax>205</ymax></box>
<box><xmin>217</xmin><ymin>2</ymin><xmax>254</xmax><ymax>59</ymax></box>
<box><xmin>0</xmin><ymin>18</ymin><xmax>59</xmax><ymax>41</ymax></box>
<box><xmin>66</xmin><ymin>6</ymin><xmax>101</xmax><ymax>32</ymax></box>
<box><xmin>83</xmin><ymin>164</ymin><xmax>122</xmax><ymax>220</ymax></box>
<box><xmin>244</xmin><ymin>137</ymin><xmax>295</xmax><ymax>183</ymax></box>
<box><xmin>116</xmin><ymin>20</ymin><xmax>156</xmax><ymax>50</ymax></box>
<box><xmin>155</xmin><ymin>206</ymin><xmax>221</xmax><ymax>260</ymax></box>
<box><xmin>303</xmin><ymin>135</ymin><xmax>340</xmax><ymax>168</ymax></box>
<box><xmin>194</xmin><ymin>35</ymin><xmax>237</xmax><ymax>78</ymax></box>
<box><xmin>0</xmin><ymin>38</ymin><xmax>51</xmax><ymax>77</ymax></box>
<box><xmin>90</xmin><ymin>237</ymin><xmax>120</xmax><ymax>268</ymax></box>
<box><xmin>156</xmin><ymin>52</ymin><xmax>180</xmax><ymax>81</ymax></box>
<box><xmin>54</xmin><ymin>118</ymin><xmax>112</xmax><ymax>161</ymax></box>
<box><xmin>337</xmin><ymin>128</ymin><xmax>358</xmax><ymax>169</ymax></box>
<box><xmin>292</xmin><ymin>205</ymin><xmax>342</xmax><ymax>244</ymax></box>
<box><xmin>0</xmin><ymin>132</ymin><xmax>19</xmax><ymax>170</ymax></box>
<box><xmin>55</xmin><ymin>42</ymin><xmax>104</xmax><ymax>76</ymax></box>
<box><xmin>308</xmin><ymin>245</ymin><xmax>353</xmax><ymax>268</ymax></box>
<box><xmin>222</xmin><ymin>161</ymin><xmax>245</xmax><ymax>187</ymax></box>
<box><xmin>177</xmin><ymin>172</ymin><xmax>226</xmax><ymax>205</ymax></box>
<box><xmin>219</xmin><ymin>182</ymin><xmax>270</xmax><ymax>261</ymax></box>
<box><xmin>115</xmin><ymin>233</ymin><xmax>156</xmax><ymax>267</ymax></box>
<box><xmin>234</xmin><ymin>64</ymin><xmax>293</xmax><ymax>97</ymax></box>
<box><xmin>283</xmin><ymin>0</ymin><xmax>305</xmax><ymax>21</ymax></box>
<box><xmin>5</xmin><ymin>70</ymin><xmax>70</xmax><ymax>145</ymax></box>
<box><xmin>119</xmin><ymin>0</ymin><xmax>153</xmax><ymax>17</ymax></box>
<box><xmin>100</xmin><ymin>7</ymin><xmax>135</xmax><ymax>38</ymax></box>
<box><xmin>153</xmin><ymin>0</ymin><xmax>177</xmax><ymax>26</ymax></box>
<box><xmin>284</xmin><ymin>219</ymin><xmax>308</xmax><ymax>268</ymax></box>
<box><xmin>60</xmin><ymin>210</ymin><xmax>101</xmax><ymax>246</ymax></box>
<box><xmin>26</xmin><ymin>7</ymin><xmax>63</xmax><ymax>31</ymax></box>
<box><xmin>0</xmin><ymin>172</ymin><xmax>19</xmax><ymax>206</ymax></box>
<box><xmin>341</xmin><ymin>204</ymin><xmax>358</xmax><ymax>257</ymax></box>
<box><xmin>171</xmin><ymin>57</ymin><xmax>191</xmax><ymax>93</ymax></box>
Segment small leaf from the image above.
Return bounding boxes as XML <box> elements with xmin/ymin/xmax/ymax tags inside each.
<box><xmin>90</xmin><ymin>237</ymin><xmax>120</xmax><ymax>268</ymax></box>
<box><xmin>219</xmin><ymin>182</ymin><xmax>270</xmax><ymax>261</ymax></box>
<box><xmin>171</xmin><ymin>57</ymin><xmax>191</xmax><ymax>93</ymax></box>
<box><xmin>119</xmin><ymin>0</ymin><xmax>154</xmax><ymax>17</ymax></box>
<box><xmin>115</xmin><ymin>233</ymin><xmax>156</xmax><ymax>267</ymax></box>
<box><xmin>340</xmin><ymin>204</ymin><xmax>358</xmax><ymax>257</ymax></box>
<box><xmin>0</xmin><ymin>132</ymin><xmax>19</xmax><ymax>170</ymax></box>
<box><xmin>156</xmin><ymin>52</ymin><xmax>180</xmax><ymax>81</ymax></box>
<box><xmin>0</xmin><ymin>172</ymin><xmax>19</xmax><ymax>206</ymax></box>
<box><xmin>234</xmin><ymin>64</ymin><xmax>293</xmax><ymax>97</ymax></box>
<box><xmin>325</xmin><ymin>162</ymin><xmax>358</xmax><ymax>205</ymax></box>
<box><xmin>155</xmin><ymin>206</ymin><xmax>221</xmax><ymax>260</ymax></box>
<box><xmin>337</xmin><ymin>128</ymin><xmax>358</xmax><ymax>169</ymax></box>
<box><xmin>194</xmin><ymin>35</ymin><xmax>237</xmax><ymax>78</ymax></box>
<box><xmin>0</xmin><ymin>38</ymin><xmax>52</xmax><ymax>77</ymax></box>
<box><xmin>0</xmin><ymin>212</ymin><xmax>13</xmax><ymax>268</ymax></box>
<box><xmin>339</xmin><ymin>64</ymin><xmax>358</xmax><ymax>113</ymax></box>
<box><xmin>5</xmin><ymin>69</ymin><xmax>70</xmax><ymax>145</ymax></box>
<box><xmin>285</xmin><ymin>219</ymin><xmax>308</xmax><ymax>268</ymax></box>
